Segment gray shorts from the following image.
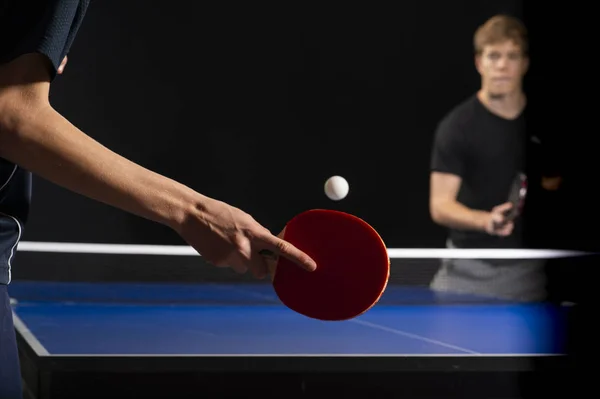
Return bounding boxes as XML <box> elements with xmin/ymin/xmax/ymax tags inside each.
<box><xmin>430</xmin><ymin>240</ymin><xmax>547</xmax><ymax>302</ymax></box>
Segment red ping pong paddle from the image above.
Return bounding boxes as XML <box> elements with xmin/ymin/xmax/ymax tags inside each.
<box><xmin>504</xmin><ymin>172</ymin><xmax>528</xmax><ymax>221</ymax></box>
<box><xmin>494</xmin><ymin>172</ymin><xmax>527</xmax><ymax>230</ymax></box>
<box><xmin>260</xmin><ymin>209</ymin><xmax>390</xmax><ymax>321</ymax></box>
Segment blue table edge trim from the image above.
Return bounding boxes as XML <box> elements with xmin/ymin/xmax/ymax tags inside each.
<box><xmin>12</xmin><ymin>312</ymin><xmax>49</xmax><ymax>356</ymax></box>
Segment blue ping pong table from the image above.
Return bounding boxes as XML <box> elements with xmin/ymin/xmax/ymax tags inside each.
<box><xmin>10</xmin><ymin>280</ymin><xmax>570</xmax><ymax>398</ymax></box>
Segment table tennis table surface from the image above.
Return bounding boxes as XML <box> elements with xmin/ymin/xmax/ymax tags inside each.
<box><xmin>10</xmin><ymin>280</ymin><xmax>571</xmax><ymax>398</ymax></box>
<box><xmin>10</xmin><ymin>279</ymin><xmax>569</xmax><ymax>357</ymax></box>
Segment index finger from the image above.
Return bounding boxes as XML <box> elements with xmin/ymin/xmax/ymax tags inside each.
<box><xmin>258</xmin><ymin>230</ymin><xmax>317</xmax><ymax>272</ymax></box>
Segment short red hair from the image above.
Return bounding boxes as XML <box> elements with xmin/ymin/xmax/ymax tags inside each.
<box><xmin>474</xmin><ymin>15</ymin><xmax>528</xmax><ymax>55</ymax></box>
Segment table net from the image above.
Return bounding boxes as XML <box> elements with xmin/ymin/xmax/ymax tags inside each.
<box><xmin>12</xmin><ymin>242</ymin><xmax>592</xmax><ymax>306</ymax></box>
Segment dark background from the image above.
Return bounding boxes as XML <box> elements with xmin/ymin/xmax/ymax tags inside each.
<box><xmin>11</xmin><ymin>1</ymin><xmax>595</xmax><ymax>385</ymax></box>
<box><xmin>19</xmin><ymin>0</ymin><xmax>546</xmax><ymax>250</ymax></box>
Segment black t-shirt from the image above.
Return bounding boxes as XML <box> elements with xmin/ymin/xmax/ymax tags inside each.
<box><xmin>430</xmin><ymin>94</ymin><xmax>530</xmax><ymax>249</ymax></box>
<box><xmin>0</xmin><ymin>0</ymin><xmax>90</xmax><ymax>76</ymax></box>
<box><xmin>0</xmin><ymin>0</ymin><xmax>90</xmax><ymax>284</ymax></box>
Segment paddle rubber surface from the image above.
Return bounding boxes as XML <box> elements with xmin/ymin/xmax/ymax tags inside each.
<box><xmin>271</xmin><ymin>209</ymin><xmax>390</xmax><ymax>321</ymax></box>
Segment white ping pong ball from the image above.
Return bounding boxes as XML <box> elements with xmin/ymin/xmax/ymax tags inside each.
<box><xmin>324</xmin><ymin>176</ymin><xmax>349</xmax><ymax>201</ymax></box>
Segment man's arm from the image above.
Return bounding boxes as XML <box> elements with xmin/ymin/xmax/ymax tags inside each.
<box><xmin>0</xmin><ymin>54</ymin><xmax>199</xmax><ymax>230</ymax></box>
<box><xmin>541</xmin><ymin>176</ymin><xmax>562</xmax><ymax>191</ymax></box>
<box><xmin>537</xmin><ymin>130</ymin><xmax>563</xmax><ymax>191</ymax></box>
<box><xmin>428</xmin><ymin>116</ymin><xmax>489</xmax><ymax>231</ymax></box>
<box><xmin>429</xmin><ymin>171</ymin><xmax>488</xmax><ymax>231</ymax></box>
<box><xmin>0</xmin><ymin>53</ymin><xmax>316</xmax><ymax>276</ymax></box>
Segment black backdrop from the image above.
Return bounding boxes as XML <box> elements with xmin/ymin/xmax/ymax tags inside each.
<box><xmin>22</xmin><ymin>0</ymin><xmax>525</xmax><ymax>249</ymax></box>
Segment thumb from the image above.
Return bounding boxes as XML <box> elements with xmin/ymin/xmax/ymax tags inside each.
<box><xmin>494</xmin><ymin>202</ymin><xmax>513</xmax><ymax>213</ymax></box>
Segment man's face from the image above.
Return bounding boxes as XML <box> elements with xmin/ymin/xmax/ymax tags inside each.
<box><xmin>475</xmin><ymin>40</ymin><xmax>528</xmax><ymax>97</ymax></box>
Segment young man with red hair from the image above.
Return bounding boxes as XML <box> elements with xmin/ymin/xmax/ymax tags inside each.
<box><xmin>429</xmin><ymin>15</ymin><xmax>559</xmax><ymax>301</ymax></box>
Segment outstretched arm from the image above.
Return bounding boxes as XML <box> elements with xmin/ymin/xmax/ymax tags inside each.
<box><xmin>0</xmin><ymin>53</ymin><xmax>316</xmax><ymax>277</ymax></box>
<box><xmin>429</xmin><ymin>171</ymin><xmax>488</xmax><ymax>231</ymax></box>
<box><xmin>0</xmin><ymin>54</ymin><xmax>196</xmax><ymax>229</ymax></box>
<box><xmin>429</xmin><ymin>172</ymin><xmax>514</xmax><ymax>236</ymax></box>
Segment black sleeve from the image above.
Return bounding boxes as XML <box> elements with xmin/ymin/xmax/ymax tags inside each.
<box><xmin>0</xmin><ymin>0</ymin><xmax>90</xmax><ymax>80</ymax></box>
<box><xmin>430</xmin><ymin>117</ymin><xmax>467</xmax><ymax>177</ymax></box>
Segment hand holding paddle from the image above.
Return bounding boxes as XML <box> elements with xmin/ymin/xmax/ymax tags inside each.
<box><xmin>175</xmin><ymin>197</ymin><xmax>316</xmax><ymax>279</ymax></box>
<box><xmin>486</xmin><ymin>202</ymin><xmax>515</xmax><ymax>236</ymax></box>
<box><xmin>487</xmin><ymin>172</ymin><xmax>528</xmax><ymax>236</ymax></box>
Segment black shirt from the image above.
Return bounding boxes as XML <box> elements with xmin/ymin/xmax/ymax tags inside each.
<box><xmin>430</xmin><ymin>94</ymin><xmax>529</xmax><ymax>249</ymax></box>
